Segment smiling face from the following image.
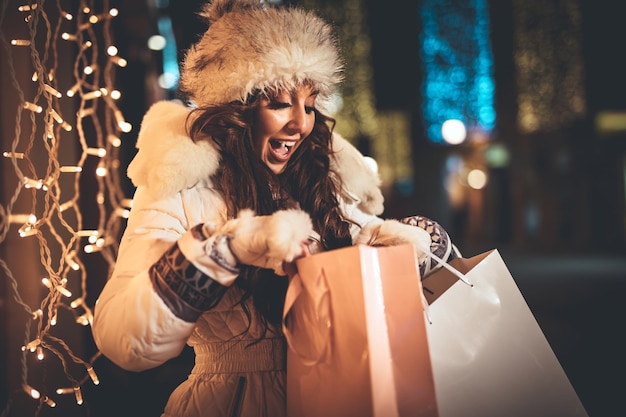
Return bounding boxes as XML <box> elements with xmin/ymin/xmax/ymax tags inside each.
<box><xmin>252</xmin><ymin>85</ymin><xmax>319</xmax><ymax>174</ymax></box>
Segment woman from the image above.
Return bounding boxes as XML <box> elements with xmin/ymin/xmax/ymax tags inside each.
<box><xmin>92</xmin><ymin>1</ymin><xmax>456</xmax><ymax>416</ymax></box>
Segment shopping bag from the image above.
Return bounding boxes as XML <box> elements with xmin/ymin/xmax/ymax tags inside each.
<box><xmin>421</xmin><ymin>249</ymin><xmax>589</xmax><ymax>417</ymax></box>
<box><xmin>283</xmin><ymin>244</ymin><xmax>438</xmax><ymax>417</ymax></box>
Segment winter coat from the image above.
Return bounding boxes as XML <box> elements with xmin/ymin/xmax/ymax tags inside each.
<box><xmin>92</xmin><ymin>100</ymin><xmax>387</xmax><ymax>417</ymax></box>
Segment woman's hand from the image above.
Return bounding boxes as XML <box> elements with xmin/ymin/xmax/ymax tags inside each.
<box><xmin>217</xmin><ymin>209</ymin><xmax>313</xmax><ymax>275</ymax></box>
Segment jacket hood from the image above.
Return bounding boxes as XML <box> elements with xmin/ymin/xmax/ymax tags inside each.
<box><xmin>127</xmin><ymin>100</ymin><xmax>384</xmax><ymax>215</ymax></box>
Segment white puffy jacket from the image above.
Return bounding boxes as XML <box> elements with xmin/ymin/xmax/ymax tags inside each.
<box><xmin>92</xmin><ymin>100</ymin><xmax>388</xmax><ymax>417</ymax></box>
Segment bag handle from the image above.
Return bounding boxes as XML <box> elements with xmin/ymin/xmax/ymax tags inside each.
<box><xmin>425</xmin><ymin>248</ymin><xmax>473</xmax><ymax>287</ymax></box>
<box><xmin>282</xmin><ymin>270</ymin><xmax>333</xmax><ymax>366</ymax></box>
<box><xmin>417</xmin><ymin>241</ymin><xmax>472</xmax><ymax>324</ymax></box>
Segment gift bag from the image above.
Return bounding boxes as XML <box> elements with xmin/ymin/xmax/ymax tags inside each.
<box><xmin>421</xmin><ymin>249</ymin><xmax>589</xmax><ymax>417</ymax></box>
<box><xmin>283</xmin><ymin>244</ymin><xmax>438</xmax><ymax>417</ymax></box>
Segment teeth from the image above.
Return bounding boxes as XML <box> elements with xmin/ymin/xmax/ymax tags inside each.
<box><xmin>282</xmin><ymin>141</ymin><xmax>296</xmax><ymax>151</ymax></box>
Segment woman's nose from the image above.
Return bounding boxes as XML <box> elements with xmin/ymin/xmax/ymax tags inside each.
<box><xmin>286</xmin><ymin>105</ymin><xmax>309</xmax><ymax>135</ymax></box>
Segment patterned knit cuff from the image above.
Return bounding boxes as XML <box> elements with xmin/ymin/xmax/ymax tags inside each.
<box><xmin>400</xmin><ymin>215</ymin><xmax>457</xmax><ymax>277</ymax></box>
<box><xmin>149</xmin><ymin>242</ymin><xmax>228</xmax><ymax>323</ymax></box>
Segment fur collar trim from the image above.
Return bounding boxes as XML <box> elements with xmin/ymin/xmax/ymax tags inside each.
<box><xmin>127</xmin><ymin>100</ymin><xmax>384</xmax><ymax>215</ymax></box>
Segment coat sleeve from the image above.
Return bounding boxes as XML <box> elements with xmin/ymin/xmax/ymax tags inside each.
<box><xmin>92</xmin><ymin>186</ymin><xmax>230</xmax><ymax>371</ymax></box>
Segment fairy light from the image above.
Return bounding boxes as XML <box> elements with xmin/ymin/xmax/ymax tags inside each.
<box><xmin>83</xmin><ymin>64</ymin><xmax>97</xmax><ymax>75</ymax></box>
<box><xmin>66</xmin><ymin>82</ymin><xmax>80</xmax><ymax>97</ymax></box>
<box><xmin>76</xmin><ymin>314</ymin><xmax>90</xmax><ymax>326</ymax></box>
<box><xmin>76</xmin><ymin>229</ymin><xmax>99</xmax><ymax>238</ymax></box>
<box><xmin>56</xmin><ymin>387</ymin><xmax>74</xmax><ymax>395</ymax></box>
<box><xmin>11</xmin><ymin>39</ymin><xmax>31</xmax><ymax>46</ymax></box>
<box><xmin>41</xmin><ymin>277</ymin><xmax>53</xmax><ymax>289</ymax></box>
<box><xmin>60</xmin><ymin>166</ymin><xmax>82</xmax><ymax>173</ymax></box>
<box><xmin>22</xmin><ymin>101</ymin><xmax>42</xmax><ymax>113</ymax></box>
<box><xmin>61</xmin><ymin>120</ymin><xmax>73</xmax><ymax>131</ymax></box>
<box><xmin>61</xmin><ymin>32</ymin><xmax>77</xmax><ymax>41</ymax></box>
<box><xmin>114</xmin><ymin>207</ymin><xmax>130</xmax><ymax>218</ymax></box>
<box><xmin>109</xmin><ymin>89</ymin><xmax>122</xmax><ymax>100</ymax></box>
<box><xmin>23</xmin><ymin>385</ymin><xmax>41</xmax><ymax>400</ymax></box>
<box><xmin>1</xmin><ymin>1</ymin><xmax>132</xmax><ymax>412</ymax></box>
<box><xmin>18</xmin><ymin>4</ymin><xmax>38</xmax><ymax>12</ymax></box>
<box><xmin>86</xmin><ymin>366</ymin><xmax>100</xmax><ymax>385</ymax></box>
<box><xmin>73</xmin><ymin>386</ymin><xmax>83</xmax><ymax>405</ymax></box>
<box><xmin>59</xmin><ymin>200</ymin><xmax>75</xmax><ymax>212</ymax></box>
<box><xmin>22</xmin><ymin>339</ymin><xmax>40</xmax><ymax>352</ymax></box>
<box><xmin>43</xmin><ymin>84</ymin><xmax>62</xmax><ymax>98</ymax></box>
<box><xmin>3</xmin><ymin>151</ymin><xmax>25</xmax><ymax>159</ymax></box>
<box><xmin>18</xmin><ymin>223</ymin><xmax>38</xmax><ymax>237</ymax></box>
<box><xmin>86</xmin><ymin>147</ymin><xmax>106</xmax><ymax>157</ymax></box>
<box><xmin>95</xmin><ymin>162</ymin><xmax>108</xmax><ymax>177</ymax></box>
<box><xmin>56</xmin><ymin>285</ymin><xmax>72</xmax><ymax>298</ymax></box>
<box><xmin>110</xmin><ymin>55</ymin><xmax>127</xmax><ymax>67</ymax></box>
<box><xmin>8</xmin><ymin>213</ymin><xmax>36</xmax><ymax>224</ymax></box>
<box><xmin>22</xmin><ymin>177</ymin><xmax>43</xmax><ymax>189</ymax></box>
<box><xmin>50</xmin><ymin>108</ymin><xmax>64</xmax><ymax>124</ymax></box>
<box><xmin>107</xmin><ymin>134</ymin><xmax>121</xmax><ymax>147</ymax></box>
<box><xmin>43</xmin><ymin>396</ymin><xmax>57</xmax><ymax>408</ymax></box>
<box><xmin>82</xmin><ymin>89</ymin><xmax>103</xmax><ymax>100</ymax></box>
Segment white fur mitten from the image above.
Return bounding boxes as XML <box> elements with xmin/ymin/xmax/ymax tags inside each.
<box><xmin>355</xmin><ymin>219</ymin><xmax>432</xmax><ymax>266</ymax></box>
<box><xmin>214</xmin><ymin>209</ymin><xmax>313</xmax><ymax>275</ymax></box>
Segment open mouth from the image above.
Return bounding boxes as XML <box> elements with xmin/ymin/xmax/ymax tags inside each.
<box><xmin>269</xmin><ymin>139</ymin><xmax>297</xmax><ymax>162</ymax></box>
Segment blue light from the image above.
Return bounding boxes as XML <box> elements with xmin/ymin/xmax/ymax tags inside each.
<box><xmin>158</xmin><ymin>16</ymin><xmax>179</xmax><ymax>91</ymax></box>
<box><xmin>419</xmin><ymin>0</ymin><xmax>496</xmax><ymax>143</ymax></box>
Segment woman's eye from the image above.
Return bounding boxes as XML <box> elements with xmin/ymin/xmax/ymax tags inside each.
<box><xmin>305</xmin><ymin>106</ymin><xmax>315</xmax><ymax>114</ymax></box>
<box><xmin>268</xmin><ymin>101</ymin><xmax>290</xmax><ymax>109</ymax></box>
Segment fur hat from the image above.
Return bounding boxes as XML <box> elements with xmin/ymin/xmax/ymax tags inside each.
<box><xmin>179</xmin><ymin>0</ymin><xmax>344</xmax><ymax>109</ymax></box>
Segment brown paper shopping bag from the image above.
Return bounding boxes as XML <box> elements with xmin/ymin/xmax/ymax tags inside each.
<box><xmin>421</xmin><ymin>250</ymin><xmax>589</xmax><ymax>417</ymax></box>
<box><xmin>283</xmin><ymin>244</ymin><xmax>438</xmax><ymax>417</ymax></box>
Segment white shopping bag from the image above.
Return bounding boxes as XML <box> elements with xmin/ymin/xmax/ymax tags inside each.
<box><xmin>422</xmin><ymin>250</ymin><xmax>589</xmax><ymax>417</ymax></box>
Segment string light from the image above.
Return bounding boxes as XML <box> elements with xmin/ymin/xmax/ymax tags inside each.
<box><xmin>61</xmin><ymin>32</ymin><xmax>77</xmax><ymax>41</ymax></box>
<box><xmin>3</xmin><ymin>151</ymin><xmax>25</xmax><ymax>159</ymax></box>
<box><xmin>36</xmin><ymin>346</ymin><xmax>44</xmax><ymax>360</ymax></box>
<box><xmin>22</xmin><ymin>101</ymin><xmax>42</xmax><ymax>113</ymax></box>
<box><xmin>17</xmin><ymin>4</ymin><xmax>38</xmax><ymax>12</ymax></box>
<box><xmin>86</xmin><ymin>147</ymin><xmax>106</xmax><ymax>157</ymax></box>
<box><xmin>66</xmin><ymin>82</ymin><xmax>80</xmax><ymax>97</ymax></box>
<box><xmin>11</xmin><ymin>39</ymin><xmax>31</xmax><ymax>46</ymax></box>
<box><xmin>110</xmin><ymin>55</ymin><xmax>128</xmax><ymax>67</ymax></box>
<box><xmin>73</xmin><ymin>386</ymin><xmax>83</xmax><ymax>405</ymax></box>
<box><xmin>43</xmin><ymin>84</ymin><xmax>62</xmax><ymax>98</ymax></box>
<box><xmin>86</xmin><ymin>366</ymin><xmax>100</xmax><ymax>385</ymax></box>
<box><xmin>59</xmin><ymin>166</ymin><xmax>83</xmax><ymax>173</ymax></box>
<box><xmin>1</xmin><ymin>1</ymin><xmax>132</xmax><ymax>413</ymax></box>
<box><xmin>82</xmin><ymin>89</ymin><xmax>103</xmax><ymax>100</ymax></box>
<box><xmin>23</xmin><ymin>385</ymin><xmax>41</xmax><ymax>400</ymax></box>
<box><xmin>43</xmin><ymin>396</ymin><xmax>57</xmax><ymax>408</ymax></box>
<box><xmin>56</xmin><ymin>387</ymin><xmax>74</xmax><ymax>395</ymax></box>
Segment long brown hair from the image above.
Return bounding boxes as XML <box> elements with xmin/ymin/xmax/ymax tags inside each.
<box><xmin>186</xmin><ymin>96</ymin><xmax>352</xmax><ymax>332</ymax></box>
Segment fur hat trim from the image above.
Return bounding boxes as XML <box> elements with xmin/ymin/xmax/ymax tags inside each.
<box><xmin>179</xmin><ymin>0</ymin><xmax>343</xmax><ymax>109</ymax></box>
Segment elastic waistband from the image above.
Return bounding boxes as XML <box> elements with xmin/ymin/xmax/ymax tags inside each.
<box><xmin>192</xmin><ymin>337</ymin><xmax>286</xmax><ymax>374</ymax></box>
